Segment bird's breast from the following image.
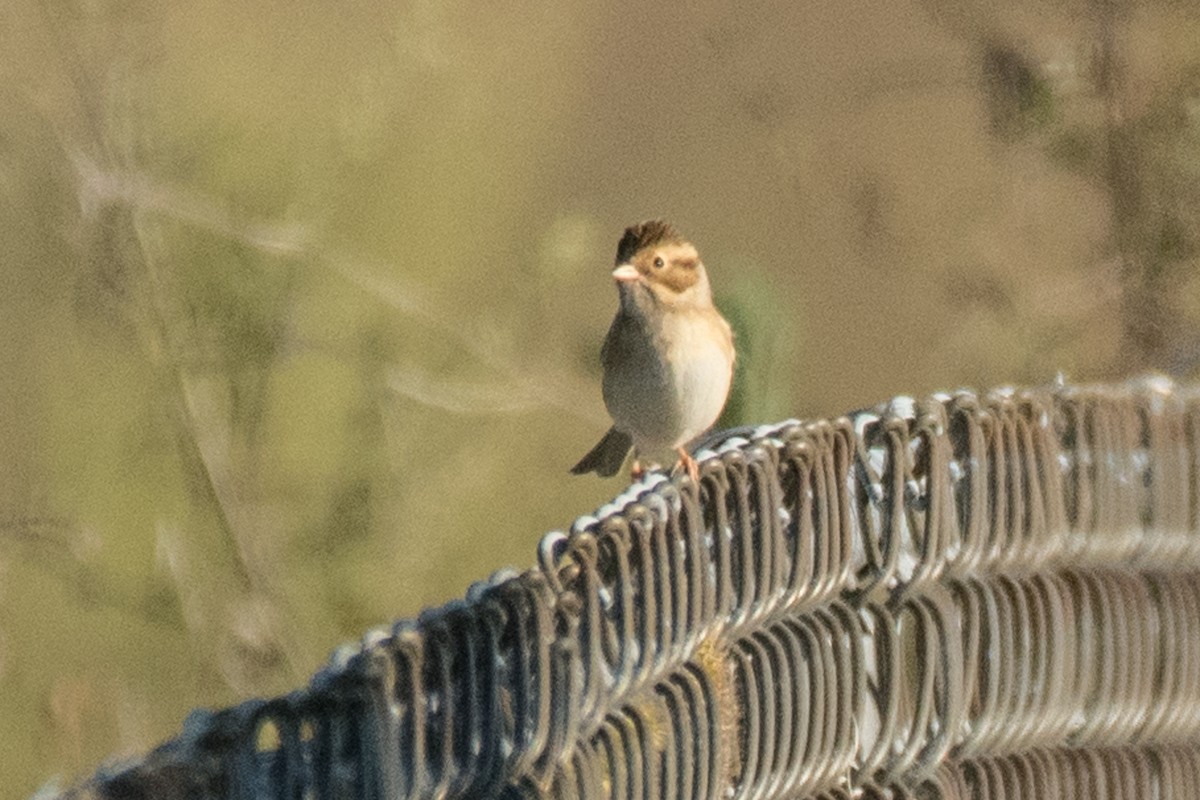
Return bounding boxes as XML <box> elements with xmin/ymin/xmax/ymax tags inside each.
<box><xmin>663</xmin><ymin>310</ymin><xmax>734</xmax><ymax>442</ymax></box>
<box><xmin>602</xmin><ymin>307</ymin><xmax>733</xmax><ymax>451</ymax></box>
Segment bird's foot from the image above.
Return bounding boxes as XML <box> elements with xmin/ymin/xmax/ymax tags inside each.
<box><xmin>673</xmin><ymin>448</ymin><xmax>700</xmax><ymax>482</ymax></box>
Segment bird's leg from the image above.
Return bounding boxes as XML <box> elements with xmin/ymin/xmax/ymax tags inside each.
<box><xmin>630</xmin><ymin>456</ymin><xmax>646</xmax><ymax>481</ymax></box>
<box><xmin>674</xmin><ymin>447</ymin><xmax>700</xmax><ymax>482</ymax></box>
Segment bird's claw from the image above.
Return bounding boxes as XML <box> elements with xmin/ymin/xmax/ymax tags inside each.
<box><xmin>673</xmin><ymin>448</ymin><xmax>700</xmax><ymax>483</ymax></box>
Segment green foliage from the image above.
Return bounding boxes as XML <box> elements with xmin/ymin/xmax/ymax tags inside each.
<box><xmin>718</xmin><ymin>267</ymin><xmax>803</xmax><ymax>428</ymax></box>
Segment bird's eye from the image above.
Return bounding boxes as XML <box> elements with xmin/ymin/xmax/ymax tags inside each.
<box><xmin>653</xmin><ymin>256</ymin><xmax>665</xmax><ymax>269</ymax></box>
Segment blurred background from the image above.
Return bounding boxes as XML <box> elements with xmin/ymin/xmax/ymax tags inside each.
<box><xmin>2</xmin><ymin>0</ymin><xmax>1200</xmax><ymax>795</ymax></box>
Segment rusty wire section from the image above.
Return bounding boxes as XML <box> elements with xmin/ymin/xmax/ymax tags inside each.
<box><xmin>68</xmin><ymin>378</ymin><xmax>1200</xmax><ymax>800</ymax></box>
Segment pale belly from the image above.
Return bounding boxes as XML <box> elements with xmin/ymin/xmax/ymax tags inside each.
<box><xmin>602</xmin><ymin>312</ymin><xmax>733</xmax><ymax>453</ymax></box>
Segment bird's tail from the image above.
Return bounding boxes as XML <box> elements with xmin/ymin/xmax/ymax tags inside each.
<box><xmin>570</xmin><ymin>427</ymin><xmax>633</xmax><ymax>477</ymax></box>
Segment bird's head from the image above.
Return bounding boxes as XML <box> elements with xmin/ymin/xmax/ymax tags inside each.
<box><xmin>611</xmin><ymin>220</ymin><xmax>712</xmax><ymax>310</ymax></box>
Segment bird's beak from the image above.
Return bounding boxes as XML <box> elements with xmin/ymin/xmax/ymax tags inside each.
<box><xmin>612</xmin><ymin>264</ymin><xmax>640</xmax><ymax>283</ymax></box>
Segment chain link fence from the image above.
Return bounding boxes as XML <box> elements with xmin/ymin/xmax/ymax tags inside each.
<box><xmin>58</xmin><ymin>377</ymin><xmax>1200</xmax><ymax>799</ymax></box>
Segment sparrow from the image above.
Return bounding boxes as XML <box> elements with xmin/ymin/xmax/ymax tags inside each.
<box><xmin>571</xmin><ymin>220</ymin><xmax>735</xmax><ymax>481</ymax></box>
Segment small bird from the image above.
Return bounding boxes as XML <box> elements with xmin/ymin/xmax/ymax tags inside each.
<box><xmin>571</xmin><ymin>220</ymin><xmax>735</xmax><ymax>481</ymax></box>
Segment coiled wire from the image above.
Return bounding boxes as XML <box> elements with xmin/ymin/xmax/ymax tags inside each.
<box><xmin>65</xmin><ymin>377</ymin><xmax>1200</xmax><ymax>800</ymax></box>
